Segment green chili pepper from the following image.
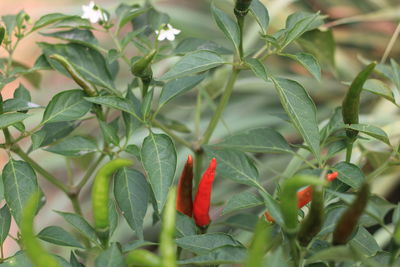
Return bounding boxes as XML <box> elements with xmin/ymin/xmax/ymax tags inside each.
<box><xmin>332</xmin><ymin>183</ymin><xmax>370</xmax><ymax>245</ymax></box>
<box><xmin>92</xmin><ymin>158</ymin><xmax>133</xmax><ymax>241</ymax></box>
<box><xmin>245</xmin><ymin>218</ymin><xmax>271</xmax><ymax>267</ymax></box>
<box><xmin>342</xmin><ymin>62</ymin><xmax>376</xmax><ymax>139</ymax></box>
<box><xmin>297</xmin><ymin>186</ymin><xmax>324</xmax><ymax>247</ymax></box>
<box><xmin>131</xmin><ymin>49</ymin><xmax>157</xmax><ymax>78</ymax></box>
<box><xmin>126</xmin><ymin>249</ymin><xmax>161</xmax><ymax>267</ymax></box>
<box><xmin>160</xmin><ymin>187</ymin><xmax>177</xmax><ymax>267</ymax></box>
<box><xmin>280</xmin><ymin>175</ymin><xmax>327</xmax><ymax>234</ymax></box>
<box><xmin>21</xmin><ymin>192</ymin><xmax>60</xmax><ymax>267</ymax></box>
<box><xmin>234</xmin><ymin>0</ymin><xmax>253</xmax><ymax>17</ymax></box>
<box><xmin>49</xmin><ymin>54</ymin><xmax>98</xmax><ymax>97</ymax></box>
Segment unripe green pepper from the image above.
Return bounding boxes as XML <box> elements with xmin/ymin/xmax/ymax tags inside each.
<box><xmin>160</xmin><ymin>187</ymin><xmax>177</xmax><ymax>267</ymax></box>
<box><xmin>126</xmin><ymin>249</ymin><xmax>161</xmax><ymax>267</ymax></box>
<box><xmin>297</xmin><ymin>186</ymin><xmax>324</xmax><ymax>246</ymax></box>
<box><xmin>131</xmin><ymin>50</ymin><xmax>157</xmax><ymax>78</ymax></box>
<box><xmin>342</xmin><ymin>62</ymin><xmax>376</xmax><ymax>139</ymax></box>
<box><xmin>245</xmin><ymin>218</ymin><xmax>270</xmax><ymax>267</ymax></box>
<box><xmin>332</xmin><ymin>183</ymin><xmax>370</xmax><ymax>245</ymax></box>
<box><xmin>280</xmin><ymin>175</ymin><xmax>327</xmax><ymax>234</ymax></box>
<box><xmin>234</xmin><ymin>0</ymin><xmax>253</xmax><ymax>17</ymax></box>
<box><xmin>49</xmin><ymin>54</ymin><xmax>98</xmax><ymax>97</ymax></box>
<box><xmin>92</xmin><ymin>158</ymin><xmax>133</xmax><ymax>241</ymax></box>
<box><xmin>21</xmin><ymin>193</ymin><xmax>60</xmax><ymax>267</ymax></box>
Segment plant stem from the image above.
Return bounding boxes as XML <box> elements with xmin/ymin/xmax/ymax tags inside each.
<box><xmin>11</xmin><ymin>146</ymin><xmax>69</xmax><ymax>194</ymax></box>
<box><xmin>202</xmin><ymin>68</ymin><xmax>240</xmax><ymax>144</ymax></box>
<box><xmin>237</xmin><ymin>15</ymin><xmax>245</xmax><ymax>60</ymax></box>
<box><xmin>381</xmin><ymin>21</ymin><xmax>400</xmax><ymax>64</ymax></box>
<box><xmin>152</xmin><ymin>120</ymin><xmax>193</xmax><ymax>149</ymax></box>
<box><xmin>345</xmin><ymin>140</ymin><xmax>354</xmax><ymax>163</ymax></box>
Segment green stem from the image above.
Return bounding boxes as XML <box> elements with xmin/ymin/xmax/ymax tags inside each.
<box><xmin>152</xmin><ymin>120</ymin><xmax>193</xmax><ymax>149</ymax></box>
<box><xmin>236</xmin><ymin>15</ymin><xmax>245</xmax><ymax>60</ymax></box>
<box><xmin>346</xmin><ymin>140</ymin><xmax>354</xmax><ymax>163</ymax></box>
<box><xmin>11</xmin><ymin>146</ymin><xmax>69</xmax><ymax>194</ymax></box>
<box><xmin>202</xmin><ymin>68</ymin><xmax>240</xmax><ymax>144</ymax></box>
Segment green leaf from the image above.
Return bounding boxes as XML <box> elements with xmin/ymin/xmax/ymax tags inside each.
<box><xmin>246</xmin><ymin>58</ymin><xmax>269</xmax><ymax>81</ymax></box>
<box><xmin>390</xmin><ymin>59</ymin><xmax>400</xmax><ymax>94</ymax></box>
<box><xmin>39</xmin><ymin>43</ymin><xmax>116</xmax><ymax>93</ymax></box>
<box><xmin>212</xmin><ymin>127</ymin><xmax>292</xmax><ymax>153</ymax></box>
<box><xmin>55</xmin><ymin>210</ymin><xmax>98</xmax><ymax>243</ymax></box>
<box><xmin>211</xmin><ymin>4</ymin><xmax>240</xmax><ymax>53</ymax></box>
<box><xmin>3</xmin><ymin>99</ymin><xmax>41</xmax><ymax>113</ymax></box>
<box><xmin>270</xmin><ymin>77</ymin><xmax>320</xmax><ymax>162</ymax></box>
<box><xmin>38</xmin><ymin>226</ymin><xmax>83</xmax><ymax>248</ymax></box>
<box><xmin>0</xmin><ymin>113</ymin><xmax>30</xmax><ymax>129</ymax></box>
<box><xmin>333</xmin><ymin>162</ymin><xmax>364</xmax><ymax>189</ymax></box>
<box><xmin>305</xmin><ymin>246</ymin><xmax>358</xmax><ymax>264</ymax></box>
<box><xmin>114</xmin><ymin>168</ymin><xmax>149</xmax><ymax>240</ymax></box>
<box><xmin>178</xmin><ymin>246</ymin><xmax>246</xmax><ymax>265</ymax></box>
<box><xmin>45</xmin><ymin>135</ymin><xmax>98</xmax><ymax>157</ymax></box>
<box><xmin>249</xmin><ymin>0</ymin><xmax>270</xmax><ymax>34</ymax></box>
<box><xmin>222</xmin><ymin>191</ymin><xmax>264</xmax><ymax>215</ymax></box>
<box><xmin>282</xmin><ymin>52</ymin><xmax>321</xmax><ymax>81</ymax></box>
<box><xmin>345</xmin><ymin>124</ymin><xmax>390</xmax><ymax>145</ymax></box>
<box><xmin>175</xmin><ymin>38</ymin><xmax>231</xmax><ymax>55</ymax></box>
<box><xmin>176</xmin><ymin>212</ymin><xmax>197</xmax><ymax>238</ymax></box>
<box><xmin>85</xmin><ymin>96</ymin><xmax>143</xmax><ymax>122</ymax></box>
<box><xmin>159</xmin><ymin>74</ymin><xmax>206</xmax><ymax>107</ymax></box>
<box><xmin>14</xmin><ymin>84</ymin><xmax>31</xmax><ymax>101</ymax></box>
<box><xmin>123</xmin><ymin>89</ymin><xmax>143</xmax><ymax>139</ymax></box>
<box><xmin>122</xmin><ymin>240</ymin><xmax>158</xmax><ymax>253</ymax></box>
<box><xmin>31</xmin><ymin>13</ymin><xmax>76</xmax><ymax>32</ymax></box>
<box><xmin>259</xmin><ymin>190</ymin><xmax>285</xmax><ymax>226</ymax></box>
<box><xmin>41</xmin><ymin>29</ymin><xmax>99</xmax><ymax>49</ymax></box>
<box><xmin>223</xmin><ymin>213</ymin><xmax>259</xmax><ymax>231</ymax></box>
<box><xmin>31</xmin><ymin>121</ymin><xmax>78</xmax><ymax>150</ymax></box>
<box><xmin>95</xmin><ymin>243</ymin><xmax>125</xmax><ymax>267</ymax></box>
<box><xmin>349</xmin><ymin>227</ymin><xmax>381</xmax><ymax>257</ymax></box>
<box><xmin>2</xmin><ymin>160</ymin><xmax>39</xmax><ymax>226</ymax></box>
<box><xmin>141</xmin><ymin>133</ymin><xmax>177</xmax><ymax>214</ymax></box>
<box><xmin>0</xmin><ymin>204</ymin><xmax>11</xmax><ymax>246</ymax></box>
<box><xmin>176</xmin><ymin>233</ymin><xmax>243</xmax><ymax>254</ymax></box>
<box><xmin>99</xmin><ymin>120</ymin><xmax>119</xmax><ymax>146</ymax></box>
<box><xmin>2</xmin><ymin>15</ymin><xmax>17</xmax><ymax>37</ymax></box>
<box><xmin>117</xmin><ymin>7</ymin><xmax>150</xmax><ymax>32</ymax></box>
<box><xmin>159</xmin><ymin>50</ymin><xmax>225</xmax><ymax>80</ymax></box>
<box><xmin>363</xmin><ymin>79</ymin><xmax>395</xmax><ymax>103</ymax></box>
<box><xmin>203</xmin><ymin>146</ymin><xmax>259</xmax><ymax>187</ymax></box>
<box><xmin>42</xmin><ymin>90</ymin><xmax>92</xmax><ymax>124</ymax></box>
<box><xmin>298</xmin><ymin>29</ymin><xmax>336</xmax><ymax>70</ymax></box>
<box><xmin>108</xmin><ymin>200</ymin><xmax>118</xmax><ymax>238</ymax></box>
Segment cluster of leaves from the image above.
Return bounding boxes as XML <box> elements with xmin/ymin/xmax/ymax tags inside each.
<box><xmin>0</xmin><ymin>0</ymin><xmax>400</xmax><ymax>266</ymax></box>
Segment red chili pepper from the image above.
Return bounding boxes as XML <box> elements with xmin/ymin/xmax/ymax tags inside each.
<box><xmin>264</xmin><ymin>172</ymin><xmax>338</xmax><ymax>222</ymax></box>
<box><xmin>176</xmin><ymin>155</ymin><xmax>194</xmax><ymax>217</ymax></box>
<box><xmin>193</xmin><ymin>158</ymin><xmax>217</xmax><ymax>228</ymax></box>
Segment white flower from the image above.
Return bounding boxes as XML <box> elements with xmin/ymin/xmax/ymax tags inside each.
<box><xmin>155</xmin><ymin>24</ymin><xmax>181</xmax><ymax>41</ymax></box>
<box><xmin>81</xmin><ymin>1</ymin><xmax>108</xmax><ymax>23</ymax></box>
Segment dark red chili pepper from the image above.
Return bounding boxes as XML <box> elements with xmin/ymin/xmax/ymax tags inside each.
<box><xmin>264</xmin><ymin>172</ymin><xmax>338</xmax><ymax>222</ymax></box>
<box><xmin>176</xmin><ymin>155</ymin><xmax>194</xmax><ymax>217</ymax></box>
<box><xmin>193</xmin><ymin>158</ymin><xmax>217</xmax><ymax>228</ymax></box>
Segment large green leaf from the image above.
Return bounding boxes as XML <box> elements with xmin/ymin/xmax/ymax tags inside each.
<box><xmin>211</xmin><ymin>4</ymin><xmax>240</xmax><ymax>53</ymax></box>
<box><xmin>31</xmin><ymin>13</ymin><xmax>78</xmax><ymax>32</ymax></box>
<box><xmin>95</xmin><ymin>243</ymin><xmax>125</xmax><ymax>267</ymax></box>
<box><xmin>333</xmin><ymin>162</ymin><xmax>364</xmax><ymax>189</ymax></box>
<box><xmin>212</xmin><ymin>127</ymin><xmax>291</xmax><ymax>153</ymax></box>
<box><xmin>159</xmin><ymin>50</ymin><xmax>225</xmax><ymax>80</ymax></box>
<box><xmin>175</xmin><ymin>233</ymin><xmax>243</xmax><ymax>254</ymax></box>
<box><xmin>249</xmin><ymin>0</ymin><xmax>269</xmax><ymax>34</ymax></box>
<box><xmin>349</xmin><ymin>227</ymin><xmax>381</xmax><ymax>257</ymax></box>
<box><xmin>2</xmin><ymin>160</ymin><xmax>39</xmax><ymax>225</ymax></box>
<box><xmin>176</xmin><ymin>212</ymin><xmax>197</xmax><ymax>238</ymax></box>
<box><xmin>281</xmin><ymin>52</ymin><xmax>321</xmax><ymax>81</ymax></box>
<box><xmin>141</xmin><ymin>133</ymin><xmax>177</xmax><ymax>214</ymax></box>
<box><xmin>45</xmin><ymin>135</ymin><xmax>98</xmax><ymax>157</ymax></box>
<box><xmin>55</xmin><ymin>211</ymin><xmax>98</xmax><ymax>243</ymax></box>
<box><xmin>39</xmin><ymin>43</ymin><xmax>116</xmax><ymax>92</ymax></box>
<box><xmin>42</xmin><ymin>90</ymin><xmax>92</xmax><ymax>124</ymax></box>
<box><xmin>2</xmin><ymin>99</ymin><xmax>41</xmax><ymax>113</ymax></box>
<box><xmin>363</xmin><ymin>79</ymin><xmax>395</xmax><ymax>104</ymax></box>
<box><xmin>203</xmin><ymin>146</ymin><xmax>259</xmax><ymax>187</ymax></box>
<box><xmin>114</xmin><ymin>168</ymin><xmax>149</xmax><ymax>240</ymax></box>
<box><xmin>178</xmin><ymin>246</ymin><xmax>246</xmax><ymax>265</ymax></box>
<box><xmin>38</xmin><ymin>226</ymin><xmax>83</xmax><ymax>248</ymax></box>
<box><xmin>0</xmin><ymin>204</ymin><xmax>11</xmax><ymax>246</ymax></box>
<box><xmin>0</xmin><ymin>113</ymin><xmax>30</xmax><ymax>129</ymax></box>
<box><xmin>222</xmin><ymin>191</ymin><xmax>264</xmax><ymax>215</ymax></box>
<box><xmin>345</xmin><ymin>124</ymin><xmax>390</xmax><ymax>145</ymax></box>
<box><xmin>31</xmin><ymin>121</ymin><xmax>79</xmax><ymax>150</ymax></box>
<box><xmin>271</xmin><ymin>77</ymin><xmax>320</xmax><ymax>162</ymax></box>
<box><xmin>41</xmin><ymin>29</ymin><xmax>99</xmax><ymax>50</ymax></box>
<box><xmin>246</xmin><ymin>58</ymin><xmax>269</xmax><ymax>81</ymax></box>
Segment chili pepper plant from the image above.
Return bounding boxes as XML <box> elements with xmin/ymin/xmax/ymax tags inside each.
<box><xmin>0</xmin><ymin>0</ymin><xmax>400</xmax><ymax>266</ymax></box>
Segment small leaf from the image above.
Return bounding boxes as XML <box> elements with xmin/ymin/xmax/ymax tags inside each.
<box><xmin>390</xmin><ymin>59</ymin><xmax>400</xmax><ymax>93</ymax></box>
<box><xmin>222</xmin><ymin>191</ymin><xmax>264</xmax><ymax>215</ymax></box>
<box><xmin>203</xmin><ymin>146</ymin><xmax>259</xmax><ymax>187</ymax></box>
<box><xmin>99</xmin><ymin>120</ymin><xmax>120</xmax><ymax>146</ymax></box>
<box><xmin>31</xmin><ymin>13</ymin><xmax>76</xmax><ymax>32</ymax></box>
<box><xmin>211</xmin><ymin>4</ymin><xmax>240</xmax><ymax>53</ymax></box>
<box><xmin>249</xmin><ymin>0</ymin><xmax>270</xmax><ymax>34</ymax></box>
<box><xmin>38</xmin><ymin>226</ymin><xmax>83</xmax><ymax>248</ymax></box>
<box><xmin>3</xmin><ymin>99</ymin><xmax>41</xmax><ymax>113</ymax></box>
<box><xmin>0</xmin><ymin>204</ymin><xmax>11</xmax><ymax>245</ymax></box>
<box><xmin>42</xmin><ymin>89</ymin><xmax>92</xmax><ymax>124</ymax></box>
<box><xmin>349</xmin><ymin>227</ymin><xmax>381</xmax><ymax>257</ymax></box>
<box><xmin>224</xmin><ymin>213</ymin><xmax>259</xmax><ymax>231</ymax></box>
<box><xmin>45</xmin><ymin>135</ymin><xmax>98</xmax><ymax>157</ymax></box>
<box><xmin>282</xmin><ymin>52</ymin><xmax>321</xmax><ymax>81</ymax></box>
<box><xmin>31</xmin><ymin>121</ymin><xmax>79</xmax><ymax>150</ymax></box>
<box><xmin>114</xmin><ymin>168</ymin><xmax>149</xmax><ymax>240</ymax></box>
<box><xmin>212</xmin><ymin>127</ymin><xmax>291</xmax><ymax>153</ymax></box>
<box><xmin>176</xmin><ymin>212</ymin><xmax>197</xmax><ymax>238</ymax></box>
<box><xmin>2</xmin><ymin>160</ymin><xmax>40</xmax><ymax>225</ymax></box>
<box><xmin>178</xmin><ymin>246</ymin><xmax>246</xmax><ymax>265</ymax></box>
<box><xmin>41</xmin><ymin>29</ymin><xmax>99</xmax><ymax>48</ymax></box>
<box><xmin>246</xmin><ymin>58</ymin><xmax>269</xmax><ymax>81</ymax></box>
<box><xmin>159</xmin><ymin>50</ymin><xmax>225</xmax><ymax>80</ymax></box>
<box><xmin>55</xmin><ymin>210</ymin><xmax>98</xmax><ymax>243</ymax></box>
<box><xmin>118</xmin><ymin>7</ymin><xmax>150</xmax><ymax>32</ymax></box>
<box><xmin>175</xmin><ymin>38</ymin><xmax>231</xmax><ymax>55</ymax></box>
<box><xmin>141</xmin><ymin>133</ymin><xmax>177</xmax><ymax>214</ymax></box>
<box><xmin>363</xmin><ymin>79</ymin><xmax>395</xmax><ymax>103</ymax></box>
<box><xmin>159</xmin><ymin>74</ymin><xmax>206</xmax><ymax>107</ymax></box>
<box><xmin>333</xmin><ymin>162</ymin><xmax>364</xmax><ymax>189</ymax></box>
<box><xmin>0</xmin><ymin>113</ymin><xmax>30</xmax><ymax>129</ymax></box>
<box><xmin>345</xmin><ymin>124</ymin><xmax>390</xmax><ymax>145</ymax></box>
<box><xmin>95</xmin><ymin>243</ymin><xmax>125</xmax><ymax>267</ymax></box>
<box><xmin>176</xmin><ymin>233</ymin><xmax>244</xmax><ymax>254</ymax></box>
